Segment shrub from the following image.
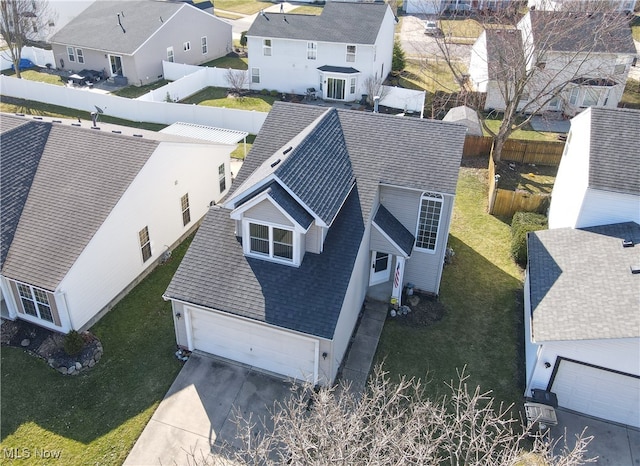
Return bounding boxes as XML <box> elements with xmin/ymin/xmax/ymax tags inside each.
<box><xmin>64</xmin><ymin>330</ymin><xmax>85</xmax><ymax>356</ymax></box>
<box><xmin>260</xmin><ymin>88</ymin><xmax>269</xmax><ymax>95</ymax></box>
<box><xmin>392</xmin><ymin>39</ymin><xmax>406</xmax><ymax>74</ymax></box>
<box><xmin>270</xmin><ymin>90</ymin><xmax>279</xmax><ymax>97</ymax></box>
<box><xmin>510</xmin><ymin>212</ymin><xmax>547</xmax><ymax>266</ymax></box>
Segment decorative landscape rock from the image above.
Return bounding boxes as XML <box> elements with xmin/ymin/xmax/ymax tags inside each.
<box><xmin>21</xmin><ymin>338</ymin><xmax>30</xmax><ymax>347</ymax></box>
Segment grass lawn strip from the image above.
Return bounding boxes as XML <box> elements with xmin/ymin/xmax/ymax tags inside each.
<box><xmin>0</xmin><ymin>237</ymin><xmax>193</xmax><ymax>465</ymax></box>
<box><xmin>376</xmin><ymin>167</ymin><xmax>524</xmax><ymax>408</ymax></box>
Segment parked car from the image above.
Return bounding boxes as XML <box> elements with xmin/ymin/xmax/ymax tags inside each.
<box><xmin>10</xmin><ymin>58</ymin><xmax>35</xmax><ymax>71</ymax></box>
<box><xmin>424</xmin><ymin>20</ymin><xmax>443</xmax><ymax>36</ymax></box>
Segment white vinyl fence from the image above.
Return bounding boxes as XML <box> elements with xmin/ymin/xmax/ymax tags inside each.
<box><xmin>0</xmin><ymin>76</ymin><xmax>268</xmax><ymax>134</ymax></box>
<box><xmin>379</xmin><ymin>86</ymin><xmax>425</xmax><ymax>116</ymax></box>
<box><xmin>0</xmin><ymin>46</ymin><xmax>56</xmax><ymax>71</ymax></box>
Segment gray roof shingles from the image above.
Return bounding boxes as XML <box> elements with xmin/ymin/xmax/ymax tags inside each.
<box><xmin>374</xmin><ymin>205</ymin><xmax>415</xmax><ymax>256</ymax></box>
<box><xmin>586</xmin><ymin>108</ymin><xmax>640</xmax><ymax>196</ymax></box>
<box><xmin>1</xmin><ymin>117</ymin><xmax>159</xmax><ymax>290</ymax></box>
<box><xmin>50</xmin><ymin>1</ymin><xmax>186</xmax><ymax>54</ymax></box>
<box><xmin>166</xmin><ymin>102</ymin><xmax>466</xmax><ymax>339</ymax></box>
<box><xmin>1</xmin><ymin>120</ymin><xmax>50</xmax><ymax>267</ymax></box>
<box><xmin>247</xmin><ymin>2</ymin><xmax>389</xmax><ymax>44</ymax></box>
<box><xmin>529</xmin><ymin>11</ymin><xmax>636</xmax><ymax>54</ymax></box>
<box><xmin>528</xmin><ymin>222</ymin><xmax>640</xmax><ymax>342</ymax></box>
<box><xmin>265</xmin><ymin>183</ymin><xmax>314</xmax><ymax>230</ymax></box>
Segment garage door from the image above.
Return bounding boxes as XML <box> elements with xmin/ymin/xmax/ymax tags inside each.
<box><xmin>551</xmin><ymin>359</ymin><xmax>640</xmax><ymax>428</ymax></box>
<box><xmin>188</xmin><ymin>308</ymin><xmax>319</xmax><ymax>383</ymax></box>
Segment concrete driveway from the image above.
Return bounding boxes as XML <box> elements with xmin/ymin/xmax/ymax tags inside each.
<box><xmin>550</xmin><ymin>409</ymin><xmax>640</xmax><ymax>465</ymax></box>
<box><xmin>399</xmin><ymin>14</ymin><xmax>471</xmax><ymax>63</ymax></box>
<box><xmin>124</xmin><ymin>354</ymin><xmax>293</xmax><ymax>465</ymax></box>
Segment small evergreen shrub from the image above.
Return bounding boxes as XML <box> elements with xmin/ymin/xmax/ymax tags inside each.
<box><xmin>270</xmin><ymin>90</ymin><xmax>279</xmax><ymax>97</ymax></box>
<box><xmin>510</xmin><ymin>212</ymin><xmax>547</xmax><ymax>266</ymax></box>
<box><xmin>392</xmin><ymin>40</ymin><xmax>406</xmax><ymax>74</ymax></box>
<box><xmin>261</xmin><ymin>88</ymin><xmax>269</xmax><ymax>95</ymax></box>
<box><xmin>64</xmin><ymin>330</ymin><xmax>85</xmax><ymax>356</ymax></box>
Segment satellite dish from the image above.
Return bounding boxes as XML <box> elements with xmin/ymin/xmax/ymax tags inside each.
<box><xmin>95</xmin><ymin>106</ymin><xmax>104</xmax><ymax>114</ymax></box>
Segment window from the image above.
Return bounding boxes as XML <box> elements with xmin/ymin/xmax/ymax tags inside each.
<box><xmin>183</xmin><ymin>41</ymin><xmax>191</xmax><ymax>52</ymax></box>
<box><xmin>614</xmin><ymin>63</ymin><xmax>626</xmax><ymax>74</ymax></box>
<box><xmin>569</xmin><ymin>87</ymin><xmax>579</xmax><ymax>106</ymax></box>
<box><xmin>346</xmin><ymin>45</ymin><xmax>356</xmax><ymax>62</ymax></box>
<box><xmin>582</xmin><ymin>88</ymin><xmax>600</xmax><ymax>107</ymax></box>
<box><xmin>167</xmin><ymin>47</ymin><xmax>174</xmax><ymax>62</ymax></box>
<box><xmin>251</xmin><ymin>68</ymin><xmax>260</xmax><ymax>84</ymax></box>
<box><xmin>201</xmin><ymin>36</ymin><xmax>208</xmax><ymax>54</ymax></box>
<box><xmin>263</xmin><ymin>39</ymin><xmax>272</xmax><ymax>56</ymax></box>
<box><xmin>181</xmin><ymin>194</ymin><xmax>191</xmax><ymax>226</ymax></box>
<box><xmin>307</xmin><ymin>42</ymin><xmax>317</xmax><ymax>60</ymax></box>
<box><xmin>248</xmin><ymin>223</ymin><xmax>293</xmax><ymax>261</ymax></box>
<box><xmin>67</xmin><ymin>46</ymin><xmax>75</xmax><ymax>62</ymax></box>
<box><xmin>218</xmin><ymin>164</ymin><xmax>226</xmax><ymax>193</ymax></box>
<box><xmin>76</xmin><ymin>48</ymin><xmax>84</xmax><ymax>64</ymax></box>
<box><xmin>139</xmin><ymin>226</ymin><xmax>152</xmax><ymax>262</ymax></box>
<box><xmin>17</xmin><ymin>283</ymin><xmax>53</xmax><ymax>323</ymax></box>
<box><xmin>519</xmin><ymin>92</ymin><xmax>529</xmax><ymax>102</ymax></box>
<box><xmin>415</xmin><ymin>193</ymin><xmax>443</xmax><ymax>251</ymax></box>
<box><xmin>350</xmin><ymin>77</ymin><xmax>356</xmax><ymax>94</ymax></box>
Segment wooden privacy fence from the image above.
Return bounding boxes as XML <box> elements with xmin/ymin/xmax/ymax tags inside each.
<box><xmin>488</xmin><ymin>156</ymin><xmax>551</xmax><ymax>218</ymax></box>
<box><xmin>463</xmin><ymin>136</ymin><xmax>565</xmax><ymax>167</ymax></box>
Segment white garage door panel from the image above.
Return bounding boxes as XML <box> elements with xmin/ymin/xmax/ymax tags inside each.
<box><xmin>552</xmin><ymin>360</ymin><xmax>640</xmax><ymax>428</ymax></box>
<box><xmin>189</xmin><ymin>308</ymin><xmax>318</xmax><ymax>383</ymax></box>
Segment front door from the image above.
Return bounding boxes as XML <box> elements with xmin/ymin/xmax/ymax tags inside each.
<box><xmin>327</xmin><ymin>78</ymin><xmax>345</xmax><ymax>100</ymax></box>
<box><xmin>369</xmin><ymin>251</ymin><xmax>391</xmax><ymax>286</ymax></box>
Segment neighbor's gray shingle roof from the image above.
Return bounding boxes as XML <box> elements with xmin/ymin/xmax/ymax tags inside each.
<box><xmin>247</xmin><ymin>1</ymin><xmax>389</xmax><ymax>44</ymax></box>
<box><xmin>374</xmin><ymin>205</ymin><xmax>415</xmax><ymax>256</ymax></box>
<box><xmin>1</xmin><ymin>117</ymin><xmax>158</xmax><ymax>290</ymax></box>
<box><xmin>166</xmin><ymin>102</ymin><xmax>466</xmax><ymax>339</ymax></box>
<box><xmin>0</xmin><ymin>120</ymin><xmax>50</xmax><ymax>267</ymax></box>
<box><xmin>528</xmin><ymin>222</ymin><xmax>640</xmax><ymax>342</ymax></box>
<box><xmin>586</xmin><ymin>108</ymin><xmax>640</xmax><ymax>196</ymax></box>
<box><xmin>528</xmin><ymin>11</ymin><xmax>636</xmax><ymax>54</ymax></box>
<box><xmin>49</xmin><ymin>1</ymin><xmax>186</xmax><ymax>54</ymax></box>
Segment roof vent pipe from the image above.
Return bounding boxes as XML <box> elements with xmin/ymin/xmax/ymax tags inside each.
<box><xmin>373</xmin><ymin>96</ymin><xmax>380</xmax><ymax>113</ymax></box>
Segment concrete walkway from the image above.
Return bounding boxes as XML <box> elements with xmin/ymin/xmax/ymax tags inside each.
<box><xmin>550</xmin><ymin>409</ymin><xmax>640</xmax><ymax>465</ymax></box>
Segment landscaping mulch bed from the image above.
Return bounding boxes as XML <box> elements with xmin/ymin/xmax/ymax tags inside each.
<box><xmin>1</xmin><ymin>319</ymin><xmax>102</xmax><ymax>375</ymax></box>
<box><xmin>391</xmin><ymin>292</ymin><xmax>446</xmax><ymax>327</ymax></box>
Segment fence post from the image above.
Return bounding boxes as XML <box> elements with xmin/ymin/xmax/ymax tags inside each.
<box><xmin>488</xmin><ymin>142</ymin><xmax>499</xmax><ymax>215</ymax></box>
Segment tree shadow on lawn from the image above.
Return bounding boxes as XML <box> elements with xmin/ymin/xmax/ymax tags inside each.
<box><xmin>376</xmin><ymin>236</ymin><xmax>526</xmax><ymax>409</ymax></box>
<box><xmin>0</xmin><ymin>252</ymin><xmax>187</xmax><ymax>447</ymax></box>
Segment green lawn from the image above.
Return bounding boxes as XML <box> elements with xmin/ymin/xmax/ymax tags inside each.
<box><xmin>0</xmin><ymin>237</ymin><xmax>194</xmax><ymax>465</ymax></box>
<box><xmin>398</xmin><ymin>59</ymin><xmax>463</xmax><ymax>94</ymax></box>
<box><xmin>181</xmin><ymin>86</ymin><xmax>276</xmax><ymax>112</ymax></box>
<box><xmin>202</xmin><ymin>55</ymin><xmax>248</xmax><ymax>70</ymax></box>
<box><xmin>112</xmin><ymin>80</ymin><xmax>170</xmax><ymax>98</ymax></box>
<box><xmin>439</xmin><ymin>18</ymin><xmax>484</xmax><ymax>41</ymax></box>
<box><xmin>213</xmin><ymin>0</ymin><xmax>272</xmax><ymax>14</ymax></box>
<box><xmin>482</xmin><ymin>118</ymin><xmax>558</xmax><ymax>142</ymax></box>
<box><xmin>620</xmin><ymin>78</ymin><xmax>640</xmax><ymax>109</ymax></box>
<box><xmin>231</xmin><ymin>133</ymin><xmax>256</xmax><ymax>160</ymax></box>
<box><xmin>0</xmin><ymin>96</ymin><xmax>166</xmax><ymax>132</ymax></box>
<box><xmin>1</xmin><ymin>68</ymin><xmax>66</xmax><ymax>86</ymax></box>
<box><xmin>376</xmin><ymin>167</ymin><xmax>525</xmax><ymax>407</ymax></box>
<box><xmin>289</xmin><ymin>5</ymin><xmax>324</xmax><ymax>15</ymax></box>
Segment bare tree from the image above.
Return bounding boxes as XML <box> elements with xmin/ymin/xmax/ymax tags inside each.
<box><xmin>414</xmin><ymin>4</ymin><xmax>634</xmax><ymax>161</ymax></box>
<box><xmin>225</xmin><ymin>68</ymin><xmax>249</xmax><ymax>96</ymax></box>
<box><xmin>0</xmin><ymin>0</ymin><xmax>56</xmax><ymax>78</ymax></box>
<box><xmin>363</xmin><ymin>75</ymin><xmax>389</xmax><ymax>106</ymax></box>
<box><xmin>188</xmin><ymin>366</ymin><xmax>594</xmax><ymax>465</ymax></box>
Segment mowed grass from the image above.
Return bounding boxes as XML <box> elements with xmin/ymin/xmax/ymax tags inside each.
<box><xmin>620</xmin><ymin>78</ymin><xmax>640</xmax><ymax>109</ymax></box>
<box><xmin>181</xmin><ymin>86</ymin><xmax>276</xmax><ymax>112</ymax></box>
<box><xmin>1</xmin><ymin>68</ymin><xmax>66</xmax><ymax>85</ymax></box>
<box><xmin>482</xmin><ymin>118</ymin><xmax>559</xmax><ymax>142</ymax></box>
<box><xmin>289</xmin><ymin>5</ymin><xmax>324</xmax><ymax>15</ymax></box>
<box><xmin>213</xmin><ymin>0</ymin><xmax>272</xmax><ymax>14</ymax></box>
<box><xmin>0</xmin><ymin>236</ymin><xmax>194</xmax><ymax>465</ymax></box>
<box><xmin>202</xmin><ymin>55</ymin><xmax>248</xmax><ymax>70</ymax></box>
<box><xmin>0</xmin><ymin>96</ymin><xmax>166</xmax><ymax>132</ymax></box>
<box><xmin>376</xmin><ymin>167</ymin><xmax>525</xmax><ymax>407</ymax></box>
<box><xmin>398</xmin><ymin>59</ymin><xmax>463</xmax><ymax>93</ymax></box>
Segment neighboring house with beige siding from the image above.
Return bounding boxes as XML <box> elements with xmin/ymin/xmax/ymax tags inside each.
<box><xmin>0</xmin><ymin>115</ymin><xmax>233</xmax><ymax>333</ymax></box>
<box><xmin>164</xmin><ymin>102</ymin><xmax>466</xmax><ymax>386</ymax></box>
<box><xmin>49</xmin><ymin>1</ymin><xmax>231</xmax><ymax>86</ymax></box>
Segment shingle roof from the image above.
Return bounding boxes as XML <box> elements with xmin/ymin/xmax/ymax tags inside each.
<box><xmin>167</xmin><ymin>103</ymin><xmax>466</xmax><ymax>339</ymax></box>
<box><xmin>1</xmin><ymin>117</ymin><xmax>158</xmax><ymax>290</ymax></box>
<box><xmin>484</xmin><ymin>29</ymin><xmax>524</xmax><ymax>81</ymax></box>
<box><xmin>247</xmin><ymin>2</ymin><xmax>389</xmax><ymax>44</ymax></box>
<box><xmin>373</xmin><ymin>205</ymin><xmax>415</xmax><ymax>257</ymax></box>
<box><xmin>317</xmin><ymin>66</ymin><xmax>360</xmax><ymax>74</ymax></box>
<box><xmin>165</xmin><ymin>191</ymin><xmax>365</xmax><ymax>339</ymax></box>
<box><xmin>528</xmin><ymin>11</ymin><xmax>636</xmax><ymax>54</ymax></box>
<box><xmin>528</xmin><ymin>222</ymin><xmax>640</xmax><ymax>342</ymax></box>
<box><xmin>586</xmin><ymin>108</ymin><xmax>640</xmax><ymax>196</ymax></box>
<box><xmin>49</xmin><ymin>1</ymin><xmax>187</xmax><ymax>54</ymax></box>
<box><xmin>265</xmin><ymin>182</ymin><xmax>314</xmax><ymax>230</ymax></box>
<box><xmin>0</xmin><ymin>120</ymin><xmax>50</xmax><ymax>267</ymax></box>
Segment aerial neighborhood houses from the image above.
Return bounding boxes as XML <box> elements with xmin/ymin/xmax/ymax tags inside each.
<box><xmin>527</xmin><ymin>0</ymin><xmax>636</xmax><ymax>13</ymax></box>
<box><xmin>469</xmin><ymin>10</ymin><xmax>636</xmax><ymax>115</ymax></box>
<box><xmin>246</xmin><ymin>1</ymin><xmax>396</xmax><ymax>100</ymax></box>
<box><xmin>524</xmin><ymin>107</ymin><xmax>640</xmax><ymax>428</ymax></box>
<box><xmin>49</xmin><ymin>0</ymin><xmax>231</xmax><ymax>86</ymax></box>
<box><xmin>0</xmin><ymin>115</ymin><xmax>233</xmax><ymax>334</ymax></box>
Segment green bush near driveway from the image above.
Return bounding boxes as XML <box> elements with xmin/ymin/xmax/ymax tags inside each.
<box><xmin>0</xmin><ymin>236</ymin><xmax>194</xmax><ymax>465</ymax></box>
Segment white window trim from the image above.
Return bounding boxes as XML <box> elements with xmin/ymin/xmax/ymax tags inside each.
<box><xmin>67</xmin><ymin>46</ymin><xmax>75</xmax><ymax>62</ymax></box>
<box><xmin>242</xmin><ymin>220</ymin><xmax>299</xmax><ymax>265</ymax></box>
<box><xmin>201</xmin><ymin>36</ymin><xmax>208</xmax><ymax>54</ymax></box>
<box><xmin>218</xmin><ymin>163</ymin><xmax>226</xmax><ymax>193</ymax></box>
<box><xmin>183</xmin><ymin>41</ymin><xmax>191</xmax><ymax>52</ymax></box>
<box><xmin>414</xmin><ymin>192</ymin><xmax>444</xmax><ymax>254</ymax></box>
<box><xmin>263</xmin><ymin>39</ymin><xmax>272</xmax><ymax>56</ymax></box>
<box><xmin>15</xmin><ymin>281</ymin><xmax>55</xmax><ymax>324</ymax></box>
<box><xmin>76</xmin><ymin>48</ymin><xmax>84</xmax><ymax>64</ymax></box>
<box><xmin>346</xmin><ymin>44</ymin><xmax>356</xmax><ymax>63</ymax></box>
<box><xmin>251</xmin><ymin>67</ymin><xmax>260</xmax><ymax>84</ymax></box>
<box><xmin>307</xmin><ymin>41</ymin><xmax>317</xmax><ymax>60</ymax></box>
<box><xmin>167</xmin><ymin>46</ymin><xmax>174</xmax><ymax>62</ymax></box>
